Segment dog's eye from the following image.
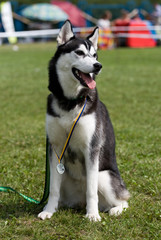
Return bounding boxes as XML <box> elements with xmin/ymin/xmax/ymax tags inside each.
<box><xmin>93</xmin><ymin>53</ymin><xmax>97</xmax><ymax>58</ymax></box>
<box><xmin>75</xmin><ymin>50</ymin><xmax>85</xmax><ymax>56</ymax></box>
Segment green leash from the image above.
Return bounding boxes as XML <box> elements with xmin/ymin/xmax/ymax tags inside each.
<box><xmin>0</xmin><ymin>137</ymin><xmax>50</xmax><ymax>205</ymax></box>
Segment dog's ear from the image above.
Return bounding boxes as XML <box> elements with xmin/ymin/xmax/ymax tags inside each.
<box><xmin>57</xmin><ymin>20</ymin><xmax>74</xmax><ymax>46</ymax></box>
<box><xmin>87</xmin><ymin>27</ymin><xmax>99</xmax><ymax>50</ymax></box>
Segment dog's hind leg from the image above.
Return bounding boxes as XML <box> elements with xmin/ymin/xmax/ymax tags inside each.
<box><xmin>38</xmin><ymin>148</ymin><xmax>63</xmax><ymax>220</ymax></box>
<box><xmin>98</xmin><ymin>170</ymin><xmax>130</xmax><ymax>216</ymax></box>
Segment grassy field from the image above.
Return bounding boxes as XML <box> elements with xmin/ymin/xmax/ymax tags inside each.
<box><xmin>0</xmin><ymin>43</ymin><xmax>161</xmax><ymax>240</ymax></box>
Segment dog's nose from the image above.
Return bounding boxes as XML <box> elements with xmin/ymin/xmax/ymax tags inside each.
<box><xmin>93</xmin><ymin>63</ymin><xmax>102</xmax><ymax>71</ymax></box>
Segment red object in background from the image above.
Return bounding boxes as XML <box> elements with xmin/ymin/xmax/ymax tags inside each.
<box><xmin>51</xmin><ymin>0</ymin><xmax>86</xmax><ymax>27</ymax></box>
<box><xmin>127</xmin><ymin>19</ymin><xmax>156</xmax><ymax>48</ymax></box>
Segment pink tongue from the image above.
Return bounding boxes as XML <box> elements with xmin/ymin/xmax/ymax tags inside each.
<box><xmin>80</xmin><ymin>72</ymin><xmax>96</xmax><ymax>89</ymax></box>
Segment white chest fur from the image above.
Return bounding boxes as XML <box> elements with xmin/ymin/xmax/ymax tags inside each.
<box><xmin>46</xmin><ymin>109</ymin><xmax>96</xmax><ymax>180</ymax></box>
<box><xmin>46</xmin><ymin>110</ymin><xmax>96</xmax><ymax>152</ymax></box>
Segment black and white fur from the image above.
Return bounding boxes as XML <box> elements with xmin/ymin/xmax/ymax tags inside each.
<box><xmin>38</xmin><ymin>20</ymin><xmax>130</xmax><ymax>221</ymax></box>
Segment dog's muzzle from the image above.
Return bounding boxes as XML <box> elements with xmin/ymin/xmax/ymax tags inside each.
<box><xmin>72</xmin><ymin>62</ymin><xmax>102</xmax><ymax>90</ymax></box>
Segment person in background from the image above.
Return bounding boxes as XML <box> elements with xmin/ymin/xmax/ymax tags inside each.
<box><xmin>97</xmin><ymin>10</ymin><xmax>112</xmax><ymax>29</ymax></box>
<box><xmin>152</xmin><ymin>3</ymin><xmax>161</xmax><ymax>45</ymax></box>
<box><xmin>97</xmin><ymin>11</ymin><xmax>114</xmax><ymax>49</ymax></box>
<box><xmin>152</xmin><ymin>3</ymin><xmax>161</xmax><ymax>25</ymax></box>
<box><xmin>113</xmin><ymin>9</ymin><xmax>130</xmax><ymax>47</ymax></box>
<box><xmin>114</xmin><ymin>9</ymin><xmax>130</xmax><ymax>27</ymax></box>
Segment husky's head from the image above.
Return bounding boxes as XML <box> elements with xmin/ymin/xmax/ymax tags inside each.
<box><xmin>49</xmin><ymin>20</ymin><xmax>102</xmax><ymax>99</ymax></box>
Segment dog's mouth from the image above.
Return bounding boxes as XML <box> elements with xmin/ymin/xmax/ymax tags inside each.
<box><xmin>72</xmin><ymin>68</ymin><xmax>96</xmax><ymax>90</ymax></box>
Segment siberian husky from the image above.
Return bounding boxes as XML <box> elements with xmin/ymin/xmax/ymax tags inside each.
<box><xmin>38</xmin><ymin>20</ymin><xmax>130</xmax><ymax>221</ymax></box>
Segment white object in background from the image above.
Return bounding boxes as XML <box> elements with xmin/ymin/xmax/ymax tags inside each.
<box><xmin>1</xmin><ymin>1</ymin><xmax>17</xmax><ymax>44</ymax></box>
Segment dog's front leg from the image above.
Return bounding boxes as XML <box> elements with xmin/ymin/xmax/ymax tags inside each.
<box><xmin>85</xmin><ymin>152</ymin><xmax>101</xmax><ymax>221</ymax></box>
<box><xmin>38</xmin><ymin>150</ymin><xmax>62</xmax><ymax>220</ymax></box>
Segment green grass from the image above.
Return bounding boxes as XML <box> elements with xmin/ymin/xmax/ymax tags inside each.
<box><xmin>0</xmin><ymin>43</ymin><xmax>161</xmax><ymax>240</ymax></box>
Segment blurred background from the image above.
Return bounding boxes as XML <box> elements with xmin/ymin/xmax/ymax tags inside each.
<box><xmin>1</xmin><ymin>0</ymin><xmax>161</xmax><ymax>48</ymax></box>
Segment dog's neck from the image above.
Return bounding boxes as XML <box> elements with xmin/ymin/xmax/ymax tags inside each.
<box><xmin>55</xmin><ymin>88</ymin><xmax>91</xmax><ymax>111</ymax></box>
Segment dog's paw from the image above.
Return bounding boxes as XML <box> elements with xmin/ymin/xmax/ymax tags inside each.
<box><xmin>109</xmin><ymin>206</ymin><xmax>124</xmax><ymax>216</ymax></box>
<box><xmin>38</xmin><ymin>211</ymin><xmax>53</xmax><ymax>220</ymax></box>
<box><xmin>109</xmin><ymin>202</ymin><xmax>128</xmax><ymax>216</ymax></box>
<box><xmin>85</xmin><ymin>213</ymin><xmax>101</xmax><ymax>222</ymax></box>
